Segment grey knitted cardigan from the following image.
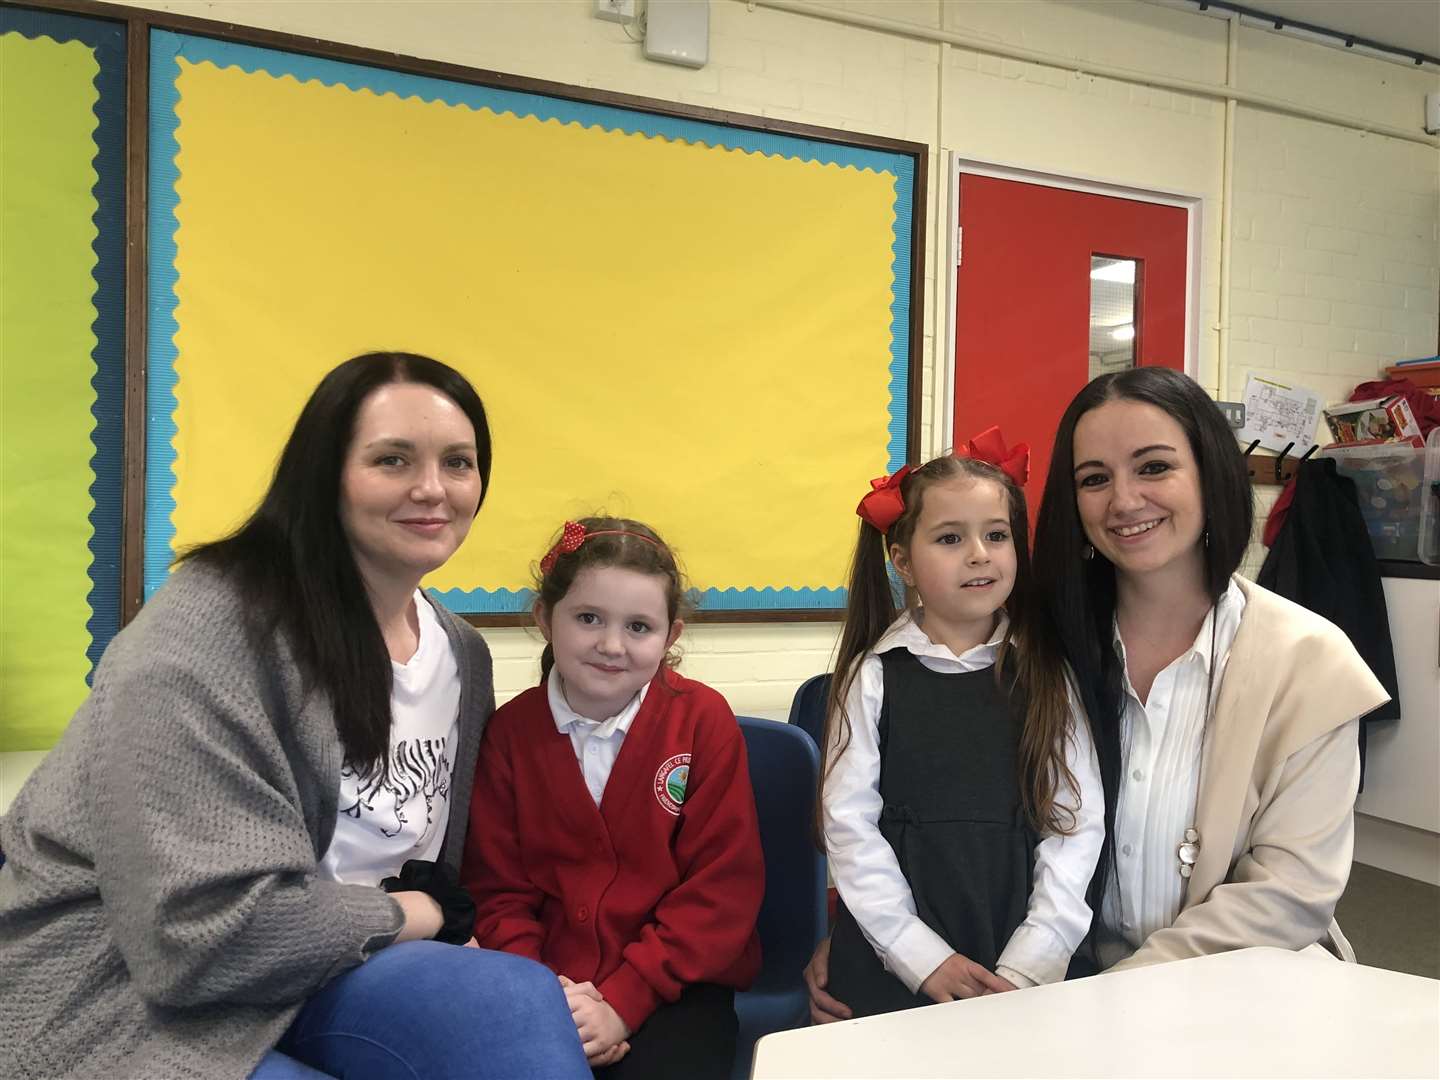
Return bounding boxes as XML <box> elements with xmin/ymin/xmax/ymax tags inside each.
<box><xmin>0</xmin><ymin>563</ymin><xmax>494</xmax><ymax>1079</ymax></box>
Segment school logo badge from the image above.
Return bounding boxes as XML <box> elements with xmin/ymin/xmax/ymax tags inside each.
<box><xmin>653</xmin><ymin>753</ymin><xmax>691</xmax><ymax>816</ymax></box>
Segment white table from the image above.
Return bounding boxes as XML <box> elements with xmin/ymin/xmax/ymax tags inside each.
<box><xmin>751</xmin><ymin>948</ymin><xmax>1440</xmax><ymax>1078</ymax></box>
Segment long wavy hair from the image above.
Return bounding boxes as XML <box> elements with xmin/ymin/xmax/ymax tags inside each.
<box><xmin>181</xmin><ymin>352</ymin><xmax>492</xmax><ymax>778</ymax></box>
<box><xmin>1031</xmin><ymin>367</ymin><xmax>1252</xmax><ymax>924</ymax></box>
<box><xmin>820</xmin><ymin>454</ymin><xmax>1079</xmax><ymax>840</ymax></box>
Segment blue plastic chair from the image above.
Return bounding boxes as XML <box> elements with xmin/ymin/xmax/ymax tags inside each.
<box><xmin>732</xmin><ymin>716</ymin><xmax>828</xmax><ymax>1080</ymax></box>
<box><xmin>786</xmin><ymin>673</ymin><xmax>831</xmax><ymax>751</ymax></box>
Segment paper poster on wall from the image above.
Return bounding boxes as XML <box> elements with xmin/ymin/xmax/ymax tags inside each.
<box><xmin>1236</xmin><ymin>374</ymin><xmax>1324</xmax><ymax>453</ymax></box>
<box><xmin>0</xmin><ymin>9</ymin><xmax>126</xmax><ymax>751</ymax></box>
<box><xmin>147</xmin><ymin>32</ymin><xmax>918</xmax><ymax>614</ymax></box>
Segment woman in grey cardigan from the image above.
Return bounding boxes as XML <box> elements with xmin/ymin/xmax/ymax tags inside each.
<box><xmin>0</xmin><ymin>353</ymin><xmax>591</xmax><ymax>1080</ymax></box>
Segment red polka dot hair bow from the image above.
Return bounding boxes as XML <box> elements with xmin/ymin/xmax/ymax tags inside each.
<box><xmin>539</xmin><ymin>521</ymin><xmax>665</xmax><ymax>575</ymax></box>
<box><xmin>855</xmin><ymin>465</ymin><xmax>914</xmax><ymax>533</ymax></box>
<box><xmin>960</xmin><ymin>425</ymin><xmax>1030</xmax><ymax>488</ymax></box>
<box><xmin>540</xmin><ymin>521</ymin><xmax>588</xmax><ymax>574</ymax></box>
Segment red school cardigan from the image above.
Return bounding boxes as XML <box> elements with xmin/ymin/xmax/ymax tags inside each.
<box><xmin>461</xmin><ymin>668</ymin><xmax>764</xmax><ymax>1032</ymax></box>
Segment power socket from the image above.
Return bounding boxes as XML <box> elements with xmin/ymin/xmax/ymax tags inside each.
<box><xmin>595</xmin><ymin>0</ymin><xmax>638</xmax><ymax>23</ymax></box>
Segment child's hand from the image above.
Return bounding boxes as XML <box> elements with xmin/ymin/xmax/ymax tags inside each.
<box><xmin>559</xmin><ymin>976</ymin><xmax>603</xmax><ymax>1006</ymax></box>
<box><xmin>803</xmin><ymin>935</ymin><xmax>853</xmax><ymax>1024</ymax></box>
<box><xmin>918</xmin><ymin>952</ymin><xmax>1013</xmax><ymax>1002</ymax></box>
<box><xmin>565</xmin><ymin>984</ymin><xmax>631</xmax><ymax>1062</ymax></box>
<box><xmin>588</xmin><ymin>1039</ymin><xmax>631</xmax><ymax>1068</ymax></box>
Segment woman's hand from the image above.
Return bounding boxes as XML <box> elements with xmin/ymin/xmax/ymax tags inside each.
<box><xmin>918</xmin><ymin>953</ymin><xmax>1013</xmax><ymax>1002</ymax></box>
<box><xmin>803</xmin><ymin>935</ymin><xmax>853</xmax><ymax>1024</ymax></box>
<box><xmin>390</xmin><ymin>890</ymin><xmax>444</xmax><ymax>943</ymax></box>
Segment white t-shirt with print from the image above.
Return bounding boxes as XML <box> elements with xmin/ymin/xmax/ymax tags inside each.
<box><xmin>319</xmin><ymin>592</ymin><xmax>461</xmax><ymax>885</ymax></box>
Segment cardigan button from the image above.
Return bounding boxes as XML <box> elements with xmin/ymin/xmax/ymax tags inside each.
<box><xmin>577</xmin><ymin>905</ymin><xmax>590</xmax><ymax>922</ymax></box>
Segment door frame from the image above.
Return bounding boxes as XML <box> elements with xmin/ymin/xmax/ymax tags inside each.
<box><xmin>941</xmin><ymin>155</ymin><xmax>1205</xmax><ymax>455</ymax></box>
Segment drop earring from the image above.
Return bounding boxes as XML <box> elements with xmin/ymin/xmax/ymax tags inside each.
<box><xmin>1082</xmin><ymin>543</ymin><xmax>1094</xmax><ymax>561</ymax></box>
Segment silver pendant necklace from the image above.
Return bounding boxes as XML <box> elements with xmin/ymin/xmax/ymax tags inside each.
<box><xmin>1178</xmin><ymin>604</ymin><xmax>1220</xmax><ymax>881</ymax></box>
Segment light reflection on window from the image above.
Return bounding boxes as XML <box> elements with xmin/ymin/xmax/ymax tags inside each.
<box><xmin>1090</xmin><ymin>255</ymin><xmax>1138</xmax><ymax>379</ymax></box>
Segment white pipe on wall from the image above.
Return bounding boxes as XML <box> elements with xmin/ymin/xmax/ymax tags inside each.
<box><xmin>741</xmin><ymin>0</ymin><xmax>1440</xmax><ymax>149</ymax></box>
<box><xmin>932</xmin><ymin>0</ymin><xmax>950</xmax><ymax>458</ymax></box>
<box><xmin>1216</xmin><ymin>12</ymin><xmax>1239</xmax><ymax>402</ymax></box>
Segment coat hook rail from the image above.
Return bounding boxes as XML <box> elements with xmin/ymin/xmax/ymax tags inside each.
<box><xmin>1245</xmin><ymin>441</ymin><xmax>1321</xmax><ymax>486</ymax></box>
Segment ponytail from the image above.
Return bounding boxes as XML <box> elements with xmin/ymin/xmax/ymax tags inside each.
<box><xmin>821</xmin><ymin>518</ymin><xmax>898</xmax><ymax>785</ymax></box>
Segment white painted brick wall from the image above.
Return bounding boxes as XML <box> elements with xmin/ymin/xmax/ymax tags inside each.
<box><xmin>1230</xmin><ymin>96</ymin><xmax>1437</xmax><ymax>436</ymax></box>
<box><xmin>5</xmin><ymin>0</ymin><xmax>1433</xmax><ymax>803</ymax></box>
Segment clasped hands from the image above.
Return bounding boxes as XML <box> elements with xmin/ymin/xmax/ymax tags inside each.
<box><xmin>559</xmin><ymin>974</ymin><xmax>631</xmax><ymax>1067</ymax></box>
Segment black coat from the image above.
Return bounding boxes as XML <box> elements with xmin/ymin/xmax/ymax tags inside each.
<box><xmin>1258</xmin><ymin>458</ymin><xmax>1401</xmax><ymax>787</ymax></box>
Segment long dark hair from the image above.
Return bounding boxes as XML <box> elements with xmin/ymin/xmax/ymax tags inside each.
<box><xmin>821</xmin><ymin>454</ymin><xmax>1078</xmax><ymax>839</ymax></box>
<box><xmin>181</xmin><ymin>352</ymin><xmax>492</xmax><ymax>777</ymax></box>
<box><xmin>1032</xmin><ymin>366</ymin><xmax>1251</xmax><ymax>923</ymax></box>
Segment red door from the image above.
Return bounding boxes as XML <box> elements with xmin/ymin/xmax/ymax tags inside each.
<box><xmin>953</xmin><ymin>175</ymin><xmax>1189</xmax><ymax>514</ymax></box>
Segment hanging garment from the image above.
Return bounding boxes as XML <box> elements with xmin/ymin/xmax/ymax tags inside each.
<box><xmin>1257</xmin><ymin>458</ymin><xmax>1401</xmax><ymax>787</ymax></box>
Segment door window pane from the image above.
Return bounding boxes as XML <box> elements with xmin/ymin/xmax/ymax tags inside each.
<box><xmin>1089</xmin><ymin>255</ymin><xmax>1138</xmax><ymax>379</ymax></box>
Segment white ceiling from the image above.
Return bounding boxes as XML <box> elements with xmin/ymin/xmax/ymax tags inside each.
<box><xmin>1159</xmin><ymin>0</ymin><xmax>1440</xmax><ymax>59</ymax></box>
<box><xmin>1253</xmin><ymin>0</ymin><xmax>1439</xmax><ymax>55</ymax></box>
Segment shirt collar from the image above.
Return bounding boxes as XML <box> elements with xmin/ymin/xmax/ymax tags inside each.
<box><xmin>874</xmin><ymin>608</ymin><xmax>1009</xmax><ymax>665</ymax></box>
<box><xmin>547</xmin><ymin>668</ymin><xmax>649</xmax><ymax>738</ymax></box>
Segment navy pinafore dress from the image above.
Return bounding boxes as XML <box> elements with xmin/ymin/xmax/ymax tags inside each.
<box><xmin>827</xmin><ymin>649</ymin><xmax>1037</xmax><ymax>1017</ymax></box>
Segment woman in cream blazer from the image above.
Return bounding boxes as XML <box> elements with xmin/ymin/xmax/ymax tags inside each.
<box><xmin>1032</xmin><ymin>367</ymin><xmax>1387</xmax><ymax>974</ymax></box>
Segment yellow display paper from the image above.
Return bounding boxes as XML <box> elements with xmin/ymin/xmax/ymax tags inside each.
<box><xmin>167</xmin><ymin>60</ymin><xmax>898</xmax><ymax>598</ymax></box>
<box><xmin>0</xmin><ymin>33</ymin><xmax>101</xmax><ymax>749</ymax></box>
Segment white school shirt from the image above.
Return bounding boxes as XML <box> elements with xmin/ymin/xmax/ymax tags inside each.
<box><xmin>1095</xmin><ymin>577</ymin><xmax>1245</xmax><ymax>968</ymax></box>
<box><xmin>822</xmin><ymin>611</ymin><xmax>1104</xmax><ymax>992</ymax></box>
<box><xmin>319</xmin><ymin>592</ymin><xmax>461</xmax><ymax>885</ymax></box>
<box><xmin>548</xmin><ymin>669</ymin><xmax>651</xmax><ymax>806</ymax></box>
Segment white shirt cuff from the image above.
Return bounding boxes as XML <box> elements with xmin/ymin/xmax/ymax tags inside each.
<box><xmin>887</xmin><ymin>920</ymin><xmax>956</xmax><ymax>995</ymax></box>
<box><xmin>995</xmin><ymin>965</ymin><xmax>1036</xmax><ymax>989</ymax></box>
<box><xmin>996</xmin><ymin>922</ymin><xmax>1072</xmax><ymax>986</ymax></box>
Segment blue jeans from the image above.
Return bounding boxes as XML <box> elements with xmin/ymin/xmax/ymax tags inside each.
<box><xmin>249</xmin><ymin>941</ymin><xmax>589</xmax><ymax>1079</ymax></box>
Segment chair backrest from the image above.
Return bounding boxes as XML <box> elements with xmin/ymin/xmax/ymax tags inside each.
<box><xmin>786</xmin><ymin>672</ymin><xmax>831</xmax><ymax>751</ymax></box>
<box><xmin>736</xmin><ymin>716</ymin><xmax>827</xmax><ymax>987</ymax></box>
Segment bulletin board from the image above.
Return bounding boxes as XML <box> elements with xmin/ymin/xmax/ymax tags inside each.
<box><xmin>145</xmin><ymin>30</ymin><xmax>923</xmax><ymax>617</ymax></box>
<box><xmin>0</xmin><ymin>5</ymin><xmax>126</xmax><ymax>751</ymax></box>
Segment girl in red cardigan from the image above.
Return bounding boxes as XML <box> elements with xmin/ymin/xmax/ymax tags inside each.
<box><xmin>462</xmin><ymin>517</ymin><xmax>763</xmax><ymax>1080</ymax></box>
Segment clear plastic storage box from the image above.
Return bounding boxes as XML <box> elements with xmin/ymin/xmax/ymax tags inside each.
<box><xmin>1322</xmin><ymin>440</ymin><xmax>1429</xmax><ymax>561</ymax></box>
<box><xmin>1418</xmin><ymin>427</ymin><xmax>1440</xmax><ymax>566</ymax></box>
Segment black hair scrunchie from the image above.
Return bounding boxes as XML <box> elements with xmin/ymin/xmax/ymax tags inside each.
<box><xmin>379</xmin><ymin>859</ymin><xmax>477</xmax><ymax>946</ymax></box>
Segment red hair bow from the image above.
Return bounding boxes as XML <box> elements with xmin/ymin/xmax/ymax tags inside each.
<box><xmin>539</xmin><ymin>521</ymin><xmax>665</xmax><ymax>574</ymax></box>
<box><xmin>856</xmin><ymin>465</ymin><xmax>913</xmax><ymax>533</ymax></box>
<box><xmin>961</xmin><ymin>426</ymin><xmax>1030</xmax><ymax>487</ymax></box>
<box><xmin>540</xmin><ymin>521</ymin><xmax>587</xmax><ymax>574</ymax></box>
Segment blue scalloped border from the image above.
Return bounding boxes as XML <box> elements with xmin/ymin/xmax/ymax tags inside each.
<box><xmin>146</xmin><ymin>31</ymin><xmax>915</xmax><ymax>612</ymax></box>
<box><xmin>0</xmin><ymin>8</ymin><xmax>126</xmax><ymax>677</ymax></box>
<box><xmin>144</xmin><ymin>32</ymin><xmax>183</xmax><ymax>599</ymax></box>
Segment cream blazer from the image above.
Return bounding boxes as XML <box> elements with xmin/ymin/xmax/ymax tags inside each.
<box><xmin>1110</xmin><ymin>577</ymin><xmax>1389</xmax><ymax>971</ymax></box>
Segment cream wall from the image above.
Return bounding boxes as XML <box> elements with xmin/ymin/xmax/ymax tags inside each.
<box><xmin>2</xmin><ymin>0</ymin><xmax>1436</xmax><ymax>809</ymax></box>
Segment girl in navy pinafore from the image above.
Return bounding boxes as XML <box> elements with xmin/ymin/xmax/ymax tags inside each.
<box><xmin>820</xmin><ymin>437</ymin><xmax>1103</xmax><ymax>1017</ymax></box>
